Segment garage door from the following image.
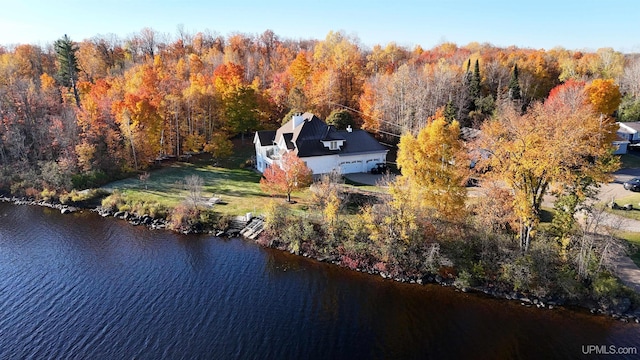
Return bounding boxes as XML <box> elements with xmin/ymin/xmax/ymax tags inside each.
<box><xmin>340</xmin><ymin>160</ymin><xmax>363</xmax><ymax>174</ymax></box>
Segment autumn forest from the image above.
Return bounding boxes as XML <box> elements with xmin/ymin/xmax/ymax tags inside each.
<box><xmin>1</xmin><ymin>28</ymin><xmax>638</xmax><ymax>194</ymax></box>
<box><xmin>4</xmin><ymin>26</ymin><xmax>640</xmax><ymax>315</ymax></box>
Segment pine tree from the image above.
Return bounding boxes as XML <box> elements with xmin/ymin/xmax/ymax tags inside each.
<box><xmin>443</xmin><ymin>100</ymin><xmax>457</xmax><ymax>123</ymax></box>
<box><xmin>508</xmin><ymin>63</ymin><xmax>522</xmax><ymax>100</ymax></box>
<box><xmin>54</xmin><ymin>34</ymin><xmax>81</xmax><ymax>107</ymax></box>
<box><xmin>463</xmin><ymin>59</ymin><xmax>476</xmax><ymax>115</ymax></box>
<box><xmin>470</xmin><ymin>59</ymin><xmax>481</xmax><ymax>100</ymax></box>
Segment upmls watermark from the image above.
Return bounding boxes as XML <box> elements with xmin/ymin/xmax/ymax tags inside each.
<box><xmin>582</xmin><ymin>344</ymin><xmax>638</xmax><ymax>355</ymax></box>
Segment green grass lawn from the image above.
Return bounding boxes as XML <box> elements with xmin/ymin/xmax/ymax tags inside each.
<box><xmin>102</xmin><ymin>162</ymin><xmax>270</xmax><ymax>216</ymax></box>
<box><xmin>604</xmin><ymin>193</ymin><xmax>640</xmax><ymax>221</ymax></box>
<box><xmin>100</xmin><ymin>141</ymin><xmax>318</xmax><ymax>217</ymax></box>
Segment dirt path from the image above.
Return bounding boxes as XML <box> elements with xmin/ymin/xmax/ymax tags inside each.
<box><xmin>613</xmin><ymin>253</ymin><xmax>640</xmax><ymax>293</ymax></box>
<box><xmin>589</xmin><ymin>211</ymin><xmax>640</xmax><ymax>293</ymax></box>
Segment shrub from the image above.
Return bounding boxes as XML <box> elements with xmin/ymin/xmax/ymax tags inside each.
<box><xmin>25</xmin><ymin>187</ymin><xmax>40</xmax><ymax>199</ymax></box>
<box><xmin>168</xmin><ymin>203</ymin><xmax>200</xmax><ymax>232</ymax></box>
<box><xmin>198</xmin><ymin>209</ymin><xmax>218</xmax><ymax>228</ymax></box>
<box><xmin>40</xmin><ymin>188</ymin><xmax>57</xmax><ymax>202</ymax></box>
<box><xmin>341</xmin><ymin>255</ymin><xmax>360</xmax><ymax>270</ymax></box>
<box><xmin>592</xmin><ymin>272</ymin><xmax>622</xmax><ymax>299</ymax></box>
<box><xmin>215</xmin><ymin>214</ymin><xmax>233</xmax><ymax>231</ymax></box>
<box><xmin>264</xmin><ymin>200</ymin><xmax>291</xmax><ymax>236</ymax></box>
<box><xmin>500</xmin><ymin>255</ymin><xmax>534</xmax><ymax>292</ymax></box>
<box><xmin>71</xmin><ymin>188</ymin><xmax>110</xmax><ymax>204</ymax></box>
<box><xmin>556</xmin><ymin>266</ymin><xmax>585</xmax><ymax>299</ymax></box>
<box><xmin>101</xmin><ymin>190</ymin><xmax>126</xmax><ymax>211</ymax></box>
<box><xmin>454</xmin><ymin>270</ymin><xmax>472</xmax><ymax>290</ymax></box>
<box><xmin>71</xmin><ymin>170</ymin><xmax>110</xmax><ymax>189</ymax></box>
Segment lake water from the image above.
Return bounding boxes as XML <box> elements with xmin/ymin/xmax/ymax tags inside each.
<box><xmin>0</xmin><ymin>203</ymin><xmax>638</xmax><ymax>359</ymax></box>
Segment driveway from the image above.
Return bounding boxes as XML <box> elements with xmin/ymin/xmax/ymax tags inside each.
<box><xmin>343</xmin><ymin>173</ymin><xmax>396</xmax><ymax>186</ymax></box>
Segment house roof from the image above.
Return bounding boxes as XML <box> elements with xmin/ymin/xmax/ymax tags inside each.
<box><xmin>261</xmin><ymin>112</ymin><xmax>387</xmax><ymax>158</ymax></box>
<box><xmin>282</xmin><ymin>133</ymin><xmax>295</xmax><ymax>150</ymax></box>
<box><xmin>255</xmin><ymin>130</ymin><xmax>276</xmax><ymax>146</ymax></box>
<box><xmin>620</xmin><ymin>122</ymin><xmax>640</xmax><ymax>133</ymax></box>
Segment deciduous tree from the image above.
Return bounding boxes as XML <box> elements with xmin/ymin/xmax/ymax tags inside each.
<box><xmin>478</xmin><ymin>91</ymin><xmax>619</xmax><ymax>252</ymax></box>
<box><xmin>260</xmin><ymin>151</ymin><xmax>312</xmax><ymax>203</ymax></box>
<box><xmin>396</xmin><ymin>109</ymin><xmax>468</xmax><ymax>221</ymax></box>
<box><xmin>584</xmin><ymin>78</ymin><xmax>621</xmax><ymax>116</ymax></box>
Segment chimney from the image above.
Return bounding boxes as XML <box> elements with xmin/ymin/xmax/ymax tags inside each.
<box><xmin>292</xmin><ymin>113</ymin><xmax>304</xmax><ymax>128</ymax></box>
<box><xmin>346</xmin><ymin>125</ymin><xmax>352</xmax><ymax>133</ymax></box>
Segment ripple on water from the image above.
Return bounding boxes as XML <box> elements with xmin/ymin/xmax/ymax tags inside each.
<box><xmin>0</xmin><ymin>203</ymin><xmax>638</xmax><ymax>359</ymax></box>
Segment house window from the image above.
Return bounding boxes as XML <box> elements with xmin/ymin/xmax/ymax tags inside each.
<box><xmin>330</xmin><ymin>141</ymin><xmax>338</xmax><ymax>150</ymax></box>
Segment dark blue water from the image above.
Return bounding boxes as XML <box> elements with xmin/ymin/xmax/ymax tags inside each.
<box><xmin>0</xmin><ymin>203</ymin><xmax>638</xmax><ymax>359</ymax></box>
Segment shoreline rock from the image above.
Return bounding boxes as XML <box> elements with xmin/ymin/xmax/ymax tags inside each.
<box><xmin>2</xmin><ymin>196</ymin><xmax>638</xmax><ymax>323</ymax></box>
<box><xmin>0</xmin><ymin>196</ymin><xmax>79</xmax><ymax>214</ymax></box>
<box><xmin>248</xmin><ymin>232</ymin><xmax>640</xmax><ymax>324</ymax></box>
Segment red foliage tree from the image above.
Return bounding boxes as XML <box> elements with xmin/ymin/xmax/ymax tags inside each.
<box><xmin>260</xmin><ymin>152</ymin><xmax>313</xmax><ymax>202</ymax></box>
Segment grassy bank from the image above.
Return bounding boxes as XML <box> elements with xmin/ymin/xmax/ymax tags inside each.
<box><xmin>99</xmin><ymin>142</ymin><xmax>319</xmax><ymax>218</ymax></box>
<box><xmin>103</xmin><ymin>163</ymin><xmax>267</xmax><ymax>216</ymax></box>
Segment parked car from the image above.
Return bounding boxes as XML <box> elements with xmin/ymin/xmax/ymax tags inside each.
<box><xmin>370</xmin><ymin>163</ymin><xmax>388</xmax><ymax>174</ymax></box>
<box><xmin>623</xmin><ymin>178</ymin><xmax>640</xmax><ymax>191</ymax></box>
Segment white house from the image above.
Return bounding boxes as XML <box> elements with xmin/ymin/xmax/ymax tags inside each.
<box><xmin>615</xmin><ymin>122</ymin><xmax>640</xmax><ymax>154</ymax></box>
<box><xmin>254</xmin><ymin>112</ymin><xmax>388</xmax><ymax>175</ymax></box>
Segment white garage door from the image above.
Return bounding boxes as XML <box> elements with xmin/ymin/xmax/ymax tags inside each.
<box><xmin>340</xmin><ymin>160</ymin><xmax>363</xmax><ymax>174</ymax></box>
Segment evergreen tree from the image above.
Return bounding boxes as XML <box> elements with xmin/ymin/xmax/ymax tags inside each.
<box><xmin>464</xmin><ymin>59</ymin><xmax>481</xmax><ymax>116</ymax></box>
<box><xmin>470</xmin><ymin>59</ymin><xmax>481</xmax><ymax>100</ymax></box>
<box><xmin>509</xmin><ymin>63</ymin><xmax>522</xmax><ymax>100</ymax></box>
<box><xmin>54</xmin><ymin>34</ymin><xmax>81</xmax><ymax>107</ymax></box>
<box><xmin>326</xmin><ymin>109</ymin><xmax>355</xmax><ymax>130</ymax></box>
<box><xmin>443</xmin><ymin>100</ymin><xmax>457</xmax><ymax>123</ymax></box>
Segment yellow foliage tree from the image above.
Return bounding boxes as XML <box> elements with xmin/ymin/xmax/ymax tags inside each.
<box><xmin>585</xmin><ymin>78</ymin><xmax>622</xmax><ymax>116</ymax></box>
<box><xmin>396</xmin><ymin>110</ymin><xmax>468</xmax><ymax>221</ymax></box>
<box><xmin>479</xmin><ymin>95</ymin><xmax>619</xmax><ymax>252</ymax></box>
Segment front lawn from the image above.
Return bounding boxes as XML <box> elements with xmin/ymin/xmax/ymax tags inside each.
<box><xmin>100</xmin><ymin>139</ymin><xmax>318</xmax><ymax>217</ymax></box>
<box><xmin>605</xmin><ymin>193</ymin><xmax>640</xmax><ymax>221</ymax></box>
<box><xmin>102</xmin><ymin>163</ymin><xmax>271</xmax><ymax>216</ymax></box>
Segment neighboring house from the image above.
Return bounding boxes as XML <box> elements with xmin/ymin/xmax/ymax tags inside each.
<box><xmin>615</xmin><ymin>122</ymin><xmax>640</xmax><ymax>154</ymax></box>
<box><xmin>254</xmin><ymin>112</ymin><xmax>388</xmax><ymax>175</ymax></box>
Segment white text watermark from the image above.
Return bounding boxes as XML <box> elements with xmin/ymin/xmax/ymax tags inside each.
<box><xmin>582</xmin><ymin>345</ymin><xmax>637</xmax><ymax>355</ymax></box>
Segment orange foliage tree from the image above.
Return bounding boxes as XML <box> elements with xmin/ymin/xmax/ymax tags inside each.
<box><xmin>585</xmin><ymin>78</ymin><xmax>622</xmax><ymax>116</ymax></box>
<box><xmin>260</xmin><ymin>152</ymin><xmax>313</xmax><ymax>203</ymax></box>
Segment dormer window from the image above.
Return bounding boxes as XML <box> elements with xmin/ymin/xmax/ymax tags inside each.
<box><xmin>330</xmin><ymin>141</ymin><xmax>338</xmax><ymax>150</ymax></box>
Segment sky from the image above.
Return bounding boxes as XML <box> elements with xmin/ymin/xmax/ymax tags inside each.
<box><xmin>1</xmin><ymin>0</ymin><xmax>639</xmax><ymax>52</ymax></box>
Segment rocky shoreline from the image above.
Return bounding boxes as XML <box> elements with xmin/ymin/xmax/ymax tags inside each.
<box><xmin>0</xmin><ymin>196</ymin><xmax>81</xmax><ymax>214</ymax></box>
<box><xmin>0</xmin><ymin>195</ymin><xmax>245</xmax><ymax>236</ymax></box>
<box><xmin>261</xmin><ymin>237</ymin><xmax>640</xmax><ymax>325</ymax></box>
<box><xmin>2</xmin><ymin>195</ymin><xmax>639</xmax><ymax>324</ymax></box>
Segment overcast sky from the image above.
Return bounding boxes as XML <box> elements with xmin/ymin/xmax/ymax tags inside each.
<box><xmin>1</xmin><ymin>0</ymin><xmax>638</xmax><ymax>52</ymax></box>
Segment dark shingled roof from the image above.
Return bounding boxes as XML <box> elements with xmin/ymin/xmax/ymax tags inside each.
<box><xmin>261</xmin><ymin>112</ymin><xmax>387</xmax><ymax>158</ymax></box>
<box><xmin>255</xmin><ymin>130</ymin><xmax>276</xmax><ymax>146</ymax></box>
<box><xmin>282</xmin><ymin>133</ymin><xmax>295</xmax><ymax>150</ymax></box>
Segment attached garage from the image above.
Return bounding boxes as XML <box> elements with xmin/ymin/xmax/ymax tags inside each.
<box><xmin>340</xmin><ymin>160</ymin><xmax>363</xmax><ymax>174</ymax></box>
